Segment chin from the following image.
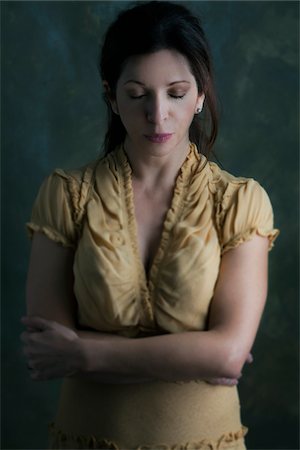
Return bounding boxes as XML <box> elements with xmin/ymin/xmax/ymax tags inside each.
<box><xmin>143</xmin><ymin>140</ymin><xmax>176</xmax><ymax>156</ymax></box>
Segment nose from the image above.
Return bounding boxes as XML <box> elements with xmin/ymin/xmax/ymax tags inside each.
<box><xmin>145</xmin><ymin>94</ymin><xmax>168</xmax><ymax>124</ymax></box>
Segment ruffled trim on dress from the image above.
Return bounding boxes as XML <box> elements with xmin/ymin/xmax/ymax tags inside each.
<box><xmin>116</xmin><ymin>147</ymin><xmax>155</xmax><ymax>327</ymax></box>
<box><xmin>25</xmin><ymin>222</ymin><xmax>75</xmax><ymax>248</ymax></box>
<box><xmin>145</xmin><ymin>144</ymin><xmax>204</xmax><ymax>296</ymax></box>
<box><xmin>208</xmin><ymin>164</ymin><xmax>280</xmax><ymax>254</ymax></box>
<box><xmin>209</xmin><ymin>170</ymin><xmax>248</xmax><ymax>245</ymax></box>
<box><xmin>221</xmin><ymin>226</ymin><xmax>280</xmax><ymax>254</ymax></box>
<box><xmin>48</xmin><ymin>422</ymin><xmax>119</xmax><ymax>449</ymax></box>
<box><xmin>48</xmin><ymin>422</ymin><xmax>248</xmax><ymax>450</ymax></box>
<box><xmin>116</xmin><ymin>143</ymin><xmax>205</xmax><ymax>329</ymax></box>
<box><xmin>55</xmin><ymin>164</ymin><xmax>98</xmax><ymax>237</ymax></box>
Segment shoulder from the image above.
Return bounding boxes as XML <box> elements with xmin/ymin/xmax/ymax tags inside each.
<box><xmin>27</xmin><ymin>158</ymin><xmax>101</xmax><ymax>240</ymax></box>
<box><xmin>208</xmin><ymin>161</ymin><xmax>258</xmax><ymax>195</ymax></box>
<box><xmin>43</xmin><ymin>148</ymin><xmax>123</xmax><ymax>207</ymax></box>
<box><xmin>207</xmin><ymin>161</ymin><xmax>271</xmax><ymax>211</ymax></box>
<box><xmin>204</xmin><ymin>160</ymin><xmax>279</xmax><ymax>254</ymax></box>
<box><xmin>50</xmin><ymin>158</ymin><xmax>100</xmax><ymax>188</ymax></box>
<box><xmin>44</xmin><ymin>155</ymin><xmax>109</xmax><ymax>204</ymax></box>
<box><xmin>27</xmin><ymin>152</ymin><xmax>121</xmax><ymax>247</ymax></box>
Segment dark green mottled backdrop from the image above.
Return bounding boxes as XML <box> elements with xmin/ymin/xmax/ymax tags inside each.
<box><xmin>2</xmin><ymin>1</ymin><xmax>299</xmax><ymax>449</ymax></box>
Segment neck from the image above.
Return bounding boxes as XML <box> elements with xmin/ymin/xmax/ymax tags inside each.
<box><xmin>123</xmin><ymin>137</ymin><xmax>191</xmax><ymax>191</ymax></box>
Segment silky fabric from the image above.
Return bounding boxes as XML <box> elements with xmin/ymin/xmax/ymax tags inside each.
<box><xmin>26</xmin><ymin>143</ymin><xmax>279</xmax><ymax>449</ymax></box>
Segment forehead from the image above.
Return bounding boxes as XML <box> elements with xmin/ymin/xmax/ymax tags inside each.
<box><xmin>118</xmin><ymin>49</ymin><xmax>195</xmax><ymax>86</ymax></box>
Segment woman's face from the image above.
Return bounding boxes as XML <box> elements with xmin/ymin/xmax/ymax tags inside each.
<box><xmin>110</xmin><ymin>49</ymin><xmax>205</xmax><ymax>156</ymax></box>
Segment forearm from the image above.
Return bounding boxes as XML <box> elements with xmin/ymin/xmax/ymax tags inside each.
<box><xmin>77</xmin><ymin>329</ymin><xmax>128</xmax><ymax>341</ymax></box>
<box><xmin>75</xmin><ymin>329</ymin><xmax>154</xmax><ymax>383</ymax></box>
<box><xmin>76</xmin><ymin>329</ymin><xmax>242</xmax><ymax>384</ymax></box>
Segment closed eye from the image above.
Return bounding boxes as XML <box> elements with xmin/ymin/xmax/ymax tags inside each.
<box><xmin>130</xmin><ymin>94</ymin><xmax>186</xmax><ymax>100</ymax></box>
<box><xmin>130</xmin><ymin>95</ymin><xmax>146</xmax><ymax>99</ymax></box>
<box><xmin>169</xmin><ymin>94</ymin><xmax>185</xmax><ymax>99</ymax></box>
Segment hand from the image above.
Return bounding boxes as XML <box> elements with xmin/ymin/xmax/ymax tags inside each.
<box><xmin>20</xmin><ymin>316</ymin><xmax>82</xmax><ymax>381</ymax></box>
<box><xmin>204</xmin><ymin>352</ymin><xmax>253</xmax><ymax>386</ymax></box>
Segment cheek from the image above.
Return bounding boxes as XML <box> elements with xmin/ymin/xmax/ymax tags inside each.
<box><xmin>118</xmin><ymin>99</ymin><xmax>141</xmax><ymax>121</ymax></box>
<box><xmin>118</xmin><ymin>105</ymin><xmax>143</xmax><ymax>136</ymax></box>
<box><xmin>176</xmin><ymin>101</ymin><xmax>196</xmax><ymax>124</ymax></box>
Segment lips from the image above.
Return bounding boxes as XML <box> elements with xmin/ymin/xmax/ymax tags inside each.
<box><xmin>144</xmin><ymin>133</ymin><xmax>173</xmax><ymax>143</ymax></box>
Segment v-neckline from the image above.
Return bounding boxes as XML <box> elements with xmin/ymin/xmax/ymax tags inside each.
<box><xmin>118</xmin><ymin>143</ymin><xmax>202</xmax><ymax>290</ymax></box>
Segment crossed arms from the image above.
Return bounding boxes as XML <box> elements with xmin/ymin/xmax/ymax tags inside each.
<box><xmin>21</xmin><ymin>232</ymin><xmax>269</xmax><ymax>384</ymax></box>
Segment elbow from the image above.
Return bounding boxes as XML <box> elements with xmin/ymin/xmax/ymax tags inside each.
<box><xmin>219</xmin><ymin>345</ymin><xmax>247</xmax><ymax>379</ymax></box>
<box><xmin>222</xmin><ymin>359</ymin><xmax>243</xmax><ymax>380</ymax></box>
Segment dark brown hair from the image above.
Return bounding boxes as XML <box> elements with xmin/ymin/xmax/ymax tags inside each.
<box><xmin>99</xmin><ymin>1</ymin><xmax>219</xmax><ymax>158</ymax></box>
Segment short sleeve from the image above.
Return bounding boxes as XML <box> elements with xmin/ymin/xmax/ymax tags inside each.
<box><xmin>26</xmin><ymin>170</ymin><xmax>78</xmax><ymax>248</ymax></box>
<box><xmin>220</xmin><ymin>179</ymin><xmax>280</xmax><ymax>255</ymax></box>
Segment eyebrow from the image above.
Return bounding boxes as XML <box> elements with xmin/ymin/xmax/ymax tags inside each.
<box><xmin>123</xmin><ymin>80</ymin><xmax>191</xmax><ymax>86</ymax></box>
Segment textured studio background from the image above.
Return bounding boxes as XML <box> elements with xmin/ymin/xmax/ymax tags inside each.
<box><xmin>2</xmin><ymin>1</ymin><xmax>299</xmax><ymax>449</ymax></box>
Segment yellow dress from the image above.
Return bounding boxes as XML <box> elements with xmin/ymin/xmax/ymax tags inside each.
<box><xmin>26</xmin><ymin>144</ymin><xmax>279</xmax><ymax>450</ymax></box>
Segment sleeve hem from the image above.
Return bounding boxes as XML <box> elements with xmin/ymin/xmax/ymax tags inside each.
<box><xmin>26</xmin><ymin>222</ymin><xmax>75</xmax><ymax>249</ymax></box>
<box><xmin>221</xmin><ymin>227</ymin><xmax>280</xmax><ymax>255</ymax></box>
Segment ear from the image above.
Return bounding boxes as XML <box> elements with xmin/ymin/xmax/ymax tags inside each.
<box><xmin>195</xmin><ymin>93</ymin><xmax>205</xmax><ymax>113</ymax></box>
<box><xmin>103</xmin><ymin>80</ymin><xmax>119</xmax><ymax>115</ymax></box>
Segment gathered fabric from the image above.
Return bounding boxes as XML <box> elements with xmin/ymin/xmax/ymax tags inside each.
<box><xmin>27</xmin><ymin>143</ymin><xmax>279</xmax><ymax>338</ymax></box>
<box><xmin>26</xmin><ymin>143</ymin><xmax>279</xmax><ymax>449</ymax></box>
<box><xmin>48</xmin><ymin>421</ymin><xmax>248</xmax><ymax>450</ymax></box>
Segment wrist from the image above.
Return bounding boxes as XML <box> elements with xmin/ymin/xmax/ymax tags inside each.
<box><xmin>75</xmin><ymin>337</ymin><xmax>111</xmax><ymax>375</ymax></box>
<box><xmin>74</xmin><ymin>338</ymin><xmax>91</xmax><ymax>374</ymax></box>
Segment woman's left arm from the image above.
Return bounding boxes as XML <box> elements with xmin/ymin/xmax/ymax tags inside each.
<box><xmin>74</xmin><ymin>234</ymin><xmax>269</xmax><ymax>382</ymax></box>
<box><xmin>206</xmin><ymin>233</ymin><xmax>269</xmax><ymax>371</ymax></box>
<box><xmin>22</xmin><ymin>234</ymin><xmax>269</xmax><ymax>382</ymax></box>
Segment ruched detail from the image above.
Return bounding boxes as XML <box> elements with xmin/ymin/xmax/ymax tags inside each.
<box><xmin>26</xmin><ymin>143</ymin><xmax>279</xmax><ymax>336</ymax></box>
<box><xmin>219</xmin><ymin>178</ymin><xmax>279</xmax><ymax>254</ymax></box>
<box><xmin>207</xmin><ymin>163</ymin><xmax>280</xmax><ymax>254</ymax></box>
<box><xmin>26</xmin><ymin>163</ymin><xmax>97</xmax><ymax>248</ymax></box>
<box><xmin>120</xmin><ymin>148</ymin><xmax>155</xmax><ymax>327</ymax></box>
<box><xmin>48</xmin><ymin>421</ymin><xmax>248</xmax><ymax>450</ymax></box>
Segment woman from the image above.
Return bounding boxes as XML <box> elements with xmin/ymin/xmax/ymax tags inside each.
<box><xmin>21</xmin><ymin>2</ymin><xmax>279</xmax><ymax>449</ymax></box>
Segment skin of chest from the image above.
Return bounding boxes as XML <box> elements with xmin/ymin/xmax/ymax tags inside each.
<box><xmin>132</xmin><ymin>181</ymin><xmax>173</xmax><ymax>271</ymax></box>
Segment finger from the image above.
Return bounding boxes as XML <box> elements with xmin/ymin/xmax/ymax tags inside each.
<box><xmin>30</xmin><ymin>370</ymin><xmax>41</xmax><ymax>381</ymax></box>
<box><xmin>246</xmin><ymin>353</ymin><xmax>254</xmax><ymax>364</ymax></box>
<box><xmin>219</xmin><ymin>378</ymin><xmax>238</xmax><ymax>386</ymax></box>
<box><xmin>21</xmin><ymin>316</ymin><xmax>53</xmax><ymax>331</ymax></box>
<box><xmin>226</xmin><ymin>378</ymin><xmax>238</xmax><ymax>386</ymax></box>
<box><xmin>26</xmin><ymin>326</ymin><xmax>40</xmax><ymax>333</ymax></box>
<box><xmin>31</xmin><ymin>371</ymin><xmax>48</xmax><ymax>381</ymax></box>
<box><xmin>22</xmin><ymin>349</ymin><xmax>39</xmax><ymax>364</ymax></box>
<box><xmin>20</xmin><ymin>331</ymin><xmax>30</xmax><ymax>343</ymax></box>
<box><xmin>30</xmin><ymin>368</ymin><xmax>60</xmax><ymax>381</ymax></box>
<box><xmin>207</xmin><ymin>377</ymin><xmax>239</xmax><ymax>386</ymax></box>
<box><xmin>20</xmin><ymin>331</ymin><xmax>40</xmax><ymax>344</ymax></box>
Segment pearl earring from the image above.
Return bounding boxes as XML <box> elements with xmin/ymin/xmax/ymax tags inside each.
<box><xmin>195</xmin><ymin>107</ymin><xmax>202</xmax><ymax>114</ymax></box>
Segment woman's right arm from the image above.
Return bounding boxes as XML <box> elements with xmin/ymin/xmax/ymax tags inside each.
<box><xmin>26</xmin><ymin>232</ymin><xmax>77</xmax><ymax>328</ymax></box>
<box><xmin>24</xmin><ymin>232</ymin><xmax>241</xmax><ymax>385</ymax></box>
<box><xmin>24</xmin><ymin>232</ymin><xmax>154</xmax><ymax>382</ymax></box>
<box><xmin>25</xmin><ymin>232</ymin><xmax>127</xmax><ymax>341</ymax></box>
